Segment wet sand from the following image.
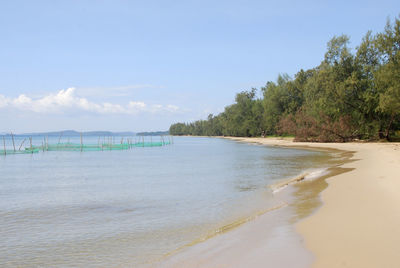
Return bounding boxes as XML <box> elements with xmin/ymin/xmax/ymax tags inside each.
<box><xmin>160</xmin><ymin>137</ymin><xmax>400</xmax><ymax>268</ymax></box>
<box><xmin>159</xmin><ymin>185</ymin><xmax>315</xmax><ymax>268</ymax></box>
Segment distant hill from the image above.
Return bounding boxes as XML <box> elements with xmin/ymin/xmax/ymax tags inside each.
<box><xmin>136</xmin><ymin>131</ymin><xmax>169</xmax><ymax>136</ymax></box>
<box><xmin>10</xmin><ymin>130</ymin><xmax>136</xmax><ymax>137</ymax></box>
<box><xmin>3</xmin><ymin>130</ymin><xmax>170</xmax><ymax>137</ymax></box>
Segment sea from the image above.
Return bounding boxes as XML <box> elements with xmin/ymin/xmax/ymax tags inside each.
<box><xmin>0</xmin><ymin>136</ymin><xmax>334</xmax><ymax>267</ymax></box>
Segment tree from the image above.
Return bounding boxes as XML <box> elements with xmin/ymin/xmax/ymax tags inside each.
<box><xmin>169</xmin><ymin>17</ymin><xmax>400</xmax><ymax>141</ymax></box>
<box><xmin>374</xmin><ymin>17</ymin><xmax>400</xmax><ymax>139</ymax></box>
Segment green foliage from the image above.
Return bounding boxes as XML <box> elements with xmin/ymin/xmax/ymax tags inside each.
<box><xmin>170</xmin><ymin>16</ymin><xmax>400</xmax><ymax>141</ymax></box>
<box><xmin>373</xmin><ymin>18</ymin><xmax>400</xmax><ymax>139</ymax></box>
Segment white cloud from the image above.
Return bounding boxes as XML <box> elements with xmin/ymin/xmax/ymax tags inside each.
<box><xmin>166</xmin><ymin>105</ymin><xmax>179</xmax><ymax>112</ymax></box>
<box><xmin>0</xmin><ymin>87</ymin><xmax>180</xmax><ymax>115</ymax></box>
<box><xmin>0</xmin><ymin>95</ymin><xmax>8</xmax><ymax>108</ymax></box>
<box><xmin>128</xmin><ymin>101</ymin><xmax>146</xmax><ymax>109</ymax></box>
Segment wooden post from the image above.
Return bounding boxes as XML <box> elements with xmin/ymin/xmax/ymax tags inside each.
<box><xmin>3</xmin><ymin>136</ymin><xmax>6</xmax><ymax>155</ymax></box>
<box><xmin>142</xmin><ymin>136</ymin><xmax>144</xmax><ymax>147</ymax></box>
<box><xmin>11</xmin><ymin>132</ymin><xmax>16</xmax><ymax>152</ymax></box>
<box><xmin>58</xmin><ymin>132</ymin><xmax>63</xmax><ymax>144</ymax></box>
<box><xmin>43</xmin><ymin>137</ymin><xmax>46</xmax><ymax>150</ymax></box>
<box><xmin>19</xmin><ymin>138</ymin><xmax>26</xmax><ymax>151</ymax></box>
<box><xmin>29</xmin><ymin>137</ymin><xmax>33</xmax><ymax>154</ymax></box>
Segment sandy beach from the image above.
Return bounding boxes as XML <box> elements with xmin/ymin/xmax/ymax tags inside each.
<box><xmin>161</xmin><ymin>137</ymin><xmax>400</xmax><ymax>268</ymax></box>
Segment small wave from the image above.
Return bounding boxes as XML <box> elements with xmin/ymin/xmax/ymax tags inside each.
<box><xmin>270</xmin><ymin>168</ymin><xmax>328</xmax><ymax>193</ymax></box>
<box><xmin>304</xmin><ymin>168</ymin><xmax>329</xmax><ymax>181</ymax></box>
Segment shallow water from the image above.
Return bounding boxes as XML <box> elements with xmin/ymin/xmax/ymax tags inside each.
<box><xmin>0</xmin><ymin>136</ymin><xmax>332</xmax><ymax>267</ymax></box>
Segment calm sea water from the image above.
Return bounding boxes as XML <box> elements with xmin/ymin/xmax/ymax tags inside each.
<box><xmin>0</xmin><ymin>136</ymin><xmax>331</xmax><ymax>267</ymax></box>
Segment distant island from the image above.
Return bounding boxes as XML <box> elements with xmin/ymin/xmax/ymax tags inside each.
<box><xmin>2</xmin><ymin>130</ymin><xmax>171</xmax><ymax>137</ymax></box>
<box><xmin>8</xmin><ymin>130</ymin><xmax>137</xmax><ymax>137</ymax></box>
<box><xmin>5</xmin><ymin>130</ymin><xmax>172</xmax><ymax>137</ymax></box>
<box><xmin>136</xmin><ymin>131</ymin><xmax>169</xmax><ymax>136</ymax></box>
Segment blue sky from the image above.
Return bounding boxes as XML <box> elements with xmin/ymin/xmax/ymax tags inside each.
<box><xmin>0</xmin><ymin>0</ymin><xmax>398</xmax><ymax>133</ymax></box>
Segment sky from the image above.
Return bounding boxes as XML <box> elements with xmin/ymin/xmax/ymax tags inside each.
<box><xmin>0</xmin><ymin>0</ymin><xmax>399</xmax><ymax>133</ymax></box>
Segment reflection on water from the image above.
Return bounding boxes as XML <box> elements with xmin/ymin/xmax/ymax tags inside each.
<box><xmin>0</xmin><ymin>136</ymin><xmax>334</xmax><ymax>267</ymax></box>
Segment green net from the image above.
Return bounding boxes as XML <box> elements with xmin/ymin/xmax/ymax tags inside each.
<box><xmin>30</xmin><ymin>141</ymin><xmax>171</xmax><ymax>152</ymax></box>
<box><xmin>0</xmin><ymin>148</ymin><xmax>39</xmax><ymax>155</ymax></box>
<box><xmin>1</xmin><ymin>135</ymin><xmax>173</xmax><ymax>155</ymax></box>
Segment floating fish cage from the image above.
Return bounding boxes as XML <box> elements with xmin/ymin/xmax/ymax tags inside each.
<box><xmin>32</xmin><ymin>141</ymin><xmax>171</xmax><ymax>152</ymax></box>
<box><xmin>0</xmin><ymin>134</ymin><xmax>173</xmax><ymax>155</ymax></box>
<box><xmin>0</xmin><ymin>148</ymin><xmax>39</xmax><ymax>155</ymax></box>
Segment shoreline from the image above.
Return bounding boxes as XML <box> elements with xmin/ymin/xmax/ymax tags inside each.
<box><xmin>226</xmin><ymin>137</ymin><xmax>400</xmax><ymax>267</ymax></box>
<box><xmin>161</xmin><ymin>136</ymin><xmax>400</xmax><ymax>267</ymax></box>
<box><xmin>159</xmin><ymin>137</ymin><xmax>354</xmax><ymax>267</ymax></box>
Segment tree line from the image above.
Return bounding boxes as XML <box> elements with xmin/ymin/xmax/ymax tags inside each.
<box><xmin>170</xmin><ymin>17</ymin><xmax>400</xmax><ymax>142</ymax></box>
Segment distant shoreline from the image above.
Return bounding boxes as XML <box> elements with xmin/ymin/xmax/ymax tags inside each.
<box><xmin>1</xmin><ymin>130</ymin><xmax>170</xmax><ymax>137</ymax></box>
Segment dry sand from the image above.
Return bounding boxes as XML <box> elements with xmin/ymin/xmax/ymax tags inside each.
<box><xmin>160</xmin><ymin>137</ymin><xmax>400</xmax><ymax>268</ymax></box>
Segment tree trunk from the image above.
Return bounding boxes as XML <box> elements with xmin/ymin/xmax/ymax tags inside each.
<box><xmin>384</xmin><ymin>112</ymin><xmax>395</xmax><ymax>141</ymax></box>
